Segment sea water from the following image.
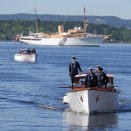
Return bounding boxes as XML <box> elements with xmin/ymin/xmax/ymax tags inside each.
<box><xmin>0</xmin><ymin>41</ymin><xmax>131</xmax><ymax>131</ymax></box>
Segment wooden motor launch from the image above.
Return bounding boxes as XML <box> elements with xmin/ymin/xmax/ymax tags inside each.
<box><xmin>60</xmin><ymin>73</ymin><xmax>121</xmax><ymax>114</ymax></box>
<box><xmin>14</xmin><ymin>49</ymin><xmax>38</xmax><ymax>62</ymax></box>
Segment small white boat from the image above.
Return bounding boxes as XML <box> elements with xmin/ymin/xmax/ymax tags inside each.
<box><xmin>61</xmin><ymin>73</ymin><xmax>121</xmax><ymax>114</ymax></box>
<box><xmin>14</xmin><ymin>49</ymin><xmax>38</xmax><ymax>62</ymax></box>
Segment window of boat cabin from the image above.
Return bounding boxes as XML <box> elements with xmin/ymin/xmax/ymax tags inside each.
<box><xmin>23</xmin><ymin>51</ymin><xmax>27</xmax><ymax>54</ymax></box>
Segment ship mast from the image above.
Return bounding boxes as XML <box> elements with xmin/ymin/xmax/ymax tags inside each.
<box><xmin>84</xmin><ymin>7</ymin><xmax>88</xmax><ymax>34</ymax></box>
<box><xmin>84</xmin><ymin>7</ymin><xmax>86</xmax><ymax>33</ymax></box>
<box><xmin>34</xmin><ymin>7</ymin><xmax>38</xmax><ymax>33</ymax></box>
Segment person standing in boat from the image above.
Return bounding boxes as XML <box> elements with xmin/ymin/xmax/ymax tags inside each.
<box><xmin>85</xmin><ymin>68</ymin><xmax>97</xmax><ymax>87</ymax></box>
<box><xmin>27</xmin><ymin>48</ymin><xmax>31</xmax><ymax>54</ymax></box>
<box><xmin>97</xmin><ymin>67</ymin><xmax>108</xmax><ymax>87</ymax></box>
<box><xmin>69</xmin><ymin>56</ymin><xmax>83</xmax><ymax>87</ymax></box>
<box><xmin>32</xmin><ymin>48</ymin><xmax>36</xmax><ymax>54</ymax></box>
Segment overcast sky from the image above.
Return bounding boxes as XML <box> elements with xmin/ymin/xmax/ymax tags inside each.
<box><xmin>0</xmin><ymin>0</ymin><xmax>131</xmax><ymax>19</ymax></box>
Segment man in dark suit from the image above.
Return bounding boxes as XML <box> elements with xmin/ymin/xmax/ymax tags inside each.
<box><xmin>69</xmin><ymin>56</ymin><xmax>83</xmax><ymax>87</ymax></box>
<box><xmin>97</xmin><ymin>67</ymin><xmax>108</xmax><ymax>87</ymax></box>
<box><xmin>27</xmin><ymin>48</ymin><xmax>31</xmax><ymax>54</ymax></box>
<box><xmin>85</xmin><ymin>68</ymin><xmax>97</xmax><ymax>87</ymax></box>
<box><xmin>32</xmin><ymin>48</ymin><xmax>36</xmax><ymax>54</ymax></box>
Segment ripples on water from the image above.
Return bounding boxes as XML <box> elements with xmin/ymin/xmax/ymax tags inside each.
<box><xmin>0</xmin><ymin>42</ymin><xmax>131</xmax><ymax>130</ymax></box>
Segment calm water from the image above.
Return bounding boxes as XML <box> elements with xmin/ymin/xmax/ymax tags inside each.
<box><xmin>0</xmin><ymin>41</ymin><xmax>131</xmax><ymax>131</ymax></box>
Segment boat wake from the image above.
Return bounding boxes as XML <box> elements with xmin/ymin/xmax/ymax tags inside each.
<box><xmin>1</xmin><ymin>96</ymin><xmax>131</xmax><ymax>113</ymax></box>
<box><xmin>118</xmin><ymin>100</ymin><xmax>131</xmax><ymax>113</ymax></box>
<box><xmin>0</xmin><ymin>96</ymin><xmax>64</xmax><ymax>111</ymax></box>
<box><xmin>36</xmin><ymin>103</ymin><xmax>64</xmax><ymax>111</ymax></box>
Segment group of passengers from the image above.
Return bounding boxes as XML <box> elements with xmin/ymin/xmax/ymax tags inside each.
<box><xmin>84</xmin><ymin>66</ymin><xmax>108</xmax><ymax>87</ymax></box>
<box><xmin>69</xmin><ymin>56</ymin><xmax>108</xmax><ymax>87</ymax></box>
<box><xmin>19</xmin><ymin>48</ymin><xmax>36</xmax><ymax>54</ymax></box>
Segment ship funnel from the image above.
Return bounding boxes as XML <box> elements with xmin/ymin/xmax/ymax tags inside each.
<box><xmin>58</xmin><ymin>25</ymin><xmax>64</xmax><ymax>35</ymax></box>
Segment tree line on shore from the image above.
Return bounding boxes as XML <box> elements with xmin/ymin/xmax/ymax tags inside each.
<box><xmin>0</xmin><ymin>19</ymin><xmax>131</xmax><ymax>43</ymax></box>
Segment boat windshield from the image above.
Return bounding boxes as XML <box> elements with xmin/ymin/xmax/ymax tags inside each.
<box><xmin>79</xmin><ymin>79</ymin><xmax>85</xmax><ymax>86</ymax></box>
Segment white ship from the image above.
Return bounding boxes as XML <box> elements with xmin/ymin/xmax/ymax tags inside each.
<box><xmin>19</xmin><ymin>8</ymin><xmax>105</xmax><ymax>47</ymax></box>
<box><xmin>19</xmin><ymin>27</ymin><xmax>104</xmax><ymax>47</ymax></box>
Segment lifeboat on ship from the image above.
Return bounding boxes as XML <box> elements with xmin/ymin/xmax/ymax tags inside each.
<box><xmin>60</xmin><ymin>73</ymin><xmax>121</xmax><ymax>114</ymax></box>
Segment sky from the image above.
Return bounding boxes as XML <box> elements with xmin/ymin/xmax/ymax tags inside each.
<box><xmin>0</xmin><ymin>0</ymin><xmax>131</xmax><ymax>19</ymax></box>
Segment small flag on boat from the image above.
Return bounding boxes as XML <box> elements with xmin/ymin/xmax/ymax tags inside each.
<box><xmin>34</xmin><ymin>7</ymin><xmax>36</xmax><ymax>13</ymax></box>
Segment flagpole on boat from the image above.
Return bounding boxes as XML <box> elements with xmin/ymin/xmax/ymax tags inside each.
<box><xmin>108</xmin><ymin>60</ymin><xmax>110</xmax><ymax>74</ymax></box>
<box><xmin>108</xmin><ymin>60</ymin><xmax>111</xmax><ymax>83</ymax></box>
<box><xmin>21</xmin><ymin>42</ymin><xmax>22</xmax><ymax>49</ymax></box>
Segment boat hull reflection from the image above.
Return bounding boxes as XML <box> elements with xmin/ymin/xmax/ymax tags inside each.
<box><xmin>63</xmin><ymin>111</ymin><xmax>118</xmax><ymax>130</ymax></box>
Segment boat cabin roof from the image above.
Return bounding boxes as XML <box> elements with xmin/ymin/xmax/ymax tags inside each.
<box><xmin>75</xmin><ymin>73</ymin><xmax>113</xmax><ymax>78</ymax></box>
<box><xmin>21</xmin><ymin>49</ymin><xmax>26</xmax><ymax>51</ymax></box>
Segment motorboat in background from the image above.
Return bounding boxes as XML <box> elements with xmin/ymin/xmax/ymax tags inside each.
<box><xmin>60</xmin><ymin>73</ymin><xmax>121</xmax><ymax>114</ymax></box>
<box><xmin>14</xmin><ymin>48</ymin><xmax>38</xmax><ymax>62</ymax></box>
